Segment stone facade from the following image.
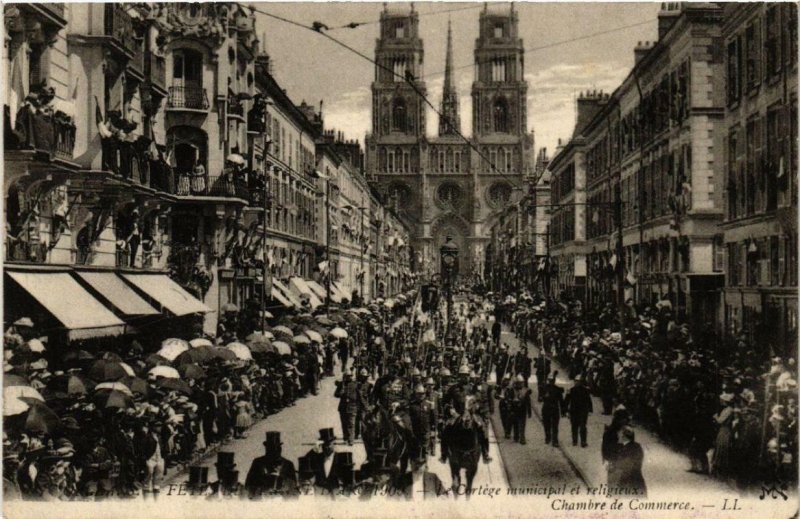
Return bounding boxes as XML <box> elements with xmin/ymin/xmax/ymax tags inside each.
<box><xmin>365</xmin><ymin>4</ymin><xmax>534</xmax><ymax>284</ymax></box>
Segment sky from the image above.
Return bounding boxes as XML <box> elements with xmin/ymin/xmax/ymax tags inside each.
<box><xmin>250</xmin><ymin>2</ymin><xmax>661</xmax><ymax>155</ymax></box>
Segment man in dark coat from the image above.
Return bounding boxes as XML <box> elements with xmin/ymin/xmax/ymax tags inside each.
<box><xmin>208</xmin><ymin>452</ymin><xmax>242</xmax><ymax>498</ymax></box>
<box><xmin>244</xmin><ymin>432</ymin><xmax>298</xmax><ymax>498</ymax></box>
<box><xmin>497</xmin><ymin>374</ymin><xmax>514</xmax><ymax>439</ymax></box>
<box><xmin>614</xmin><ymin>426</ymin><xmax>646</xmax><ymax>497</ymax></box>
<box><xmin>510</xmin><ymin>375</ymin><xmax>532</xmax><ymax>444</ymax></box>
<box><xmin>513</xmin><ymin>346</ymin><xmax>532</xmax><ymax>385</ymax></box>
<box><xmin>541</xmin><ymin>373</ymin><xmax>565</xmax><ymax>446</ymax></box>
<box><xmin>303</xmin><ymin>428</ymin><xmax>336</xmax><ymax>489</ymax></box>
<box><xmin>566</xmin><ymin>375</ymin><xmax>593</xmax><ymax>447</ymax></box>
<box><xmin>334</xmin><ymin>370</ymin><xmax>359</xmax><ymax>445</ymax></box>
<box><xmin>494</xmin><ymin>344</ymin><xmax>510</xmax><ymax>383</ymax></box>
<box><xmin>491</xmin><ymin>320</ymin><xmax>502</xmax><ymax>348</ymax></box>
<box><xmin>389</xmin><ymin>456</ymin><xmax>446</xmax><ymax>499</ymax></box>
<box><xmin>408</xmin><ymin>384</ymin><xmax>436</xmax><ymax>461</ymax></box>
<box><xmin>534</xmin><ymin>352</ymin><xmax>551</xmax><ymax>402</ymax></box>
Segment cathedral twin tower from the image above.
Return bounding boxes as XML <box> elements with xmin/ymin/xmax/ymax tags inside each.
<box><xmin>365</xmin><ymin>3</ymin><xmax>534</xmax><ymax>279</ymax></box>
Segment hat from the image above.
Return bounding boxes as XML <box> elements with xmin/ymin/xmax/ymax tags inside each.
<box><xmin>425</xmin><ymin>377</ymin><xmax>435</xmax><ymax>385</ymax></box>
<box><xmin>470</xmin><ymin>371</ymin><xmax>479</xmax><ymax>379</ymax></box>
<box><xmin>440</xmin><ymin>368</ymin><xmax>451</xmax><ymax>377</ymax></box>
<box><xmin>574</xmin><ymin>374</ymin><xmax>583</xmax><ymax>382</ymax></box>
<box><xmin>54</xmin><ymin>438</ymin><xmax>75</xmax><ymax>458</ymax></box>
<box><xmin>318</xmin><ymin>427</ymin><xmax>336</xmax><ymax>443</ymax></box>
<box><xmin>188</xmin><ymin>466</ymin><xmax>209</xmax><ymax>486</ymax></box>
<box><xmin>503</xmin><ymin>373</ymin><xmax>511</xmax><ymax>380</ymax></box>
<box><xmin>263</xmin><ymin>431</ymin><xmax>282</xmax><ymax>449</ymax></box>
<box><xmin>14</xmin><ymin>317</ymin><xmax>34</xmax><ymax>328</ymax></box>
<box><xmin>412</xmin><ymin>367</ymin><xmax>421</xmax><ymax>377</ymax></box>
<box><xmin>458</xmin><ymin>364</ymin><xmax>470</xmax><ymax>375</ymax></box>
<box><xmin>333</xmin><ymin>451</ymin><xmax>354</xmax><ymax>468</ymax></box>
<box><xmin>414</xmin><ymin>384</ymin><xmax>425</xmax><ymax>394</ymax></box>
<box><xmin>515</xmin><ymin>375</ymin><xmax>524</xmax><ymax>383</ymax></box>
<box><xmin>359</xmin><ymin>368</ymin><xmax>368</xmax><ymax>377</ymax></box>
<box><xmin>719</xmin><ymin>392</ymin><xmax>735</xmax><ymax>403</ymax></box>
<box><xmin>298</xmin><ymin>455</ymin><xmax>314</xmax><ymax>480</ymax></box>
<box><xmin>216</xmin><ymin>451</ymin><xmax>236</xmax><ymax>469</ymax></box>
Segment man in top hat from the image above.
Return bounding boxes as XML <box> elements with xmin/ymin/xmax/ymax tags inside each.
<box><xmin>389</xmin><ymin>455</ymin><xmax>446</xmax><ymax>500</ymax></box>
<box><xmin>335</xmin><ymin>369</ymin><xmax>359</xmax><ymax>446</ymax></box>
<box><xmin>186</xmin><ymin>465</ymin><xmax>210</xmax><ymax>496</ymax></box>
<box><xmin>245</xmin><ymin>432</ymin><xmax>298</xmax><ymax>498</ymax></box>
<box><xmin>296</xmin><ymin>455</ymin><xmax>318</xmax><ymax>496</ymax></box>
<box><xmin>565</xmin><ymin>374</ymin><xmax>593</xmax><ymax>448</ymax></box>
<box><xmin>209</xmin><ymin>452</ymin><xmax>241</xmax><ymax>498</ymax></box>
<box><xmin>304</xmin><ymin>428</ymin><xmax>337</xmax><ymax>489</ymax></box>
<box><xmin>327</xmin><ymin>451</ymin><xmax>358</xmax><ymax>494</ymax></box>
<box><xmin>534</xmin><ymin>351</ymin><xmax>551</xmax><ymax>401</ymax></box>
<box><xmin>541</xmin><ymin>373</ymin><xmax>565</xmax><ymax>447</ymax></box>
<box><xmin>497</xmin><ymin>373</ymin><xmax>515</xmax><ymax>439</ymax></box>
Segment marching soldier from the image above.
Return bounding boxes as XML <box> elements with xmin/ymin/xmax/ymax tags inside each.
<box><xmin>534</xmin><ymin>351</ymin><xmax>551</xmax><ymax>401</ymax></box>
<box><xmin>497</xmin><ymin>373</ymin><xmax>514</xmax><ymax>439</ymax></box>
<box><xmin>408</xmin><ymin>384</ymin><xmax>436</xmax><ymax>462</ymax></box>
<box><xmin>566</xmin><ymin>374</ymin><xmax>593</xmax><ymax>447</ymax></box>
<box><xmin>494</xmin><ymin>344</ymin><xmax>510</xmax><ymax>383</ymax></box>
<box><xmin>541</xmin><ymin>373</ymin><xmax>565</xmax><ymax>447</ymax></box>
<box><xmin>334</xmin><ymin>369</ymin><xmax>359</xmax><ymax>445</ymax></box>
<box><xmin>423</xmin><ymin>377</ymin><xmax>439</xmax><ymax>456</ymax></box>
<box><xmin>511</xmin><ymin>375</ymin><xmax>532</xmax><ymax>444</ymax></box>
<box><xmin>513</xmin><ymin>346</ymin><xmax>532</xmax><ymax>386</ymax></box>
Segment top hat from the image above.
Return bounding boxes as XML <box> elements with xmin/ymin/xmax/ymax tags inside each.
<box><xmin>333</xmin><ymin>451</ymin><xmax>354</xmax><ymax>468</ymax></box>
<box><xmin>188</xmin><ymin>466</ymin><xmax>209</xmax><ymax>486</ymax></box>
<box><xmin>318</xmin><ymin>428</ymin><xmax>336</xmax><ymax>444</ymax></box>
<box><xmin>263</xmin><ymin>431</ymin><xmax>282</xmax><ymax>449</ymax></box>
<box><xmin>215</xmin><ymin>451</ymin><xmax>236</xmax><ymax>469</ymax></box>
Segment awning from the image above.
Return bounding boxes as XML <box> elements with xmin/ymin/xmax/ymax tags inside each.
<box><xmin>7</xmin><ymin>271</ymin><xmax>126</xmax><ymax>340</ymax></box>
<box><xmin>333</xmin><ymin>281</ymin><xmax>352</xmax><ymax>302</ymax></box>
<box><xmin>272</xmin><ymin>279</ymin><xmax>303</xmax><ymax>308</ymax></box>
<box><xmin>288</xmin><ymin>277</ymin><xmax>322</xmax><ymax>309</ymax></box>
<box><xmin>271</xmin><ymin>287</ymin><xmax>294</xmax><ymax>308</ymax></box>
<box><xmin>328</xmin><ymin>282</ymin><xmax>344</xmax><ymax>303</ymax></box>
<box><xmin>306</xmin><ymin>280</ymin><xmax>328</xmax><ymax>301</ymax></box>
<box><xmin>122</xmin><ymin>274</ymin><xmax>210</xmax><ymax>316</ymax></box>
<box><xmin>75</xmin><ymin>272</ymin><xmax>159</xmax><ymax>316</ymax></box>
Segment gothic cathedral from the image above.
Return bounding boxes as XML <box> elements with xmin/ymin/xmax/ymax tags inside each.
<box><xmin>365</xmin><ymin>4</ymin><xmax>534</xmax><ymax>282</ymax></box>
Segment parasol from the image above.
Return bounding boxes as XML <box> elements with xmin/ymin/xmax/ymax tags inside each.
<box><xmin>330</xmin><ymin>327</ymin><xmax>348</xmax><ymax>339</ymax></box>
<box><xmin>148</xmin><ymin>365</ymin><xmax>181</xmax><ymax>379</ymax></box>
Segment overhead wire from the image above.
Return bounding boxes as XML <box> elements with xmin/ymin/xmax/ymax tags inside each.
<box><xmin>249</xmin><ymin>4</ymin><xmax>526</xmax><ymax>189</ymax></box>
<box><xmin>327</xmin><ymin>3</ymin><xmax>484</xmax><ymax>30</ymax></box>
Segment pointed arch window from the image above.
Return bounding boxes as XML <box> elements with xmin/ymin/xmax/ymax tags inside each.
<box><xmin>493</xmin><ymin>97</ymin><xmax>509</xmax><ymax>133</ymax></box>
<box><xmin>392</xmin><ymin>97</ymin><xmax>407</xmax><ymax>132</ymax></box>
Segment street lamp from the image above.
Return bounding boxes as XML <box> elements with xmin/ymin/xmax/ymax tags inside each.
<box><xmin>440</xmin><ymin>235</ymin><xmax>459</xmax><ymax>344</ymax></box>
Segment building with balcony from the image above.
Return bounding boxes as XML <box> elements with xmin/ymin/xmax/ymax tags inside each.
<box><xmin>721</xmin><ymin>3</ymin><xmax>797</xmax><ymax>355</ymax></box>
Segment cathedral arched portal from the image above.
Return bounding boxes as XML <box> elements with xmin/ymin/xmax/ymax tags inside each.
<box><xmin>430</xmin><ymin>214</ymin><xmax>471</xmax><ymax>279</ymax></box>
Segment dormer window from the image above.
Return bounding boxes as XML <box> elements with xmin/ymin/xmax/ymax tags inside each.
<box><xmin>494</xmin><ymin>23</ymin><xmax>504</xmax><ymax>38</ymax></box>
<box><xmin>395</xmin><ymin>23</ymin><xmax>406</xmax><ymax>38</ymax></box>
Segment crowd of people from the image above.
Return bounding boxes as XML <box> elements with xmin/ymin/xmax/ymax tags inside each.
<box><xmin>501</xmin><ymin>292</ymin><xmax>797</xmax><ymax>492</ymax></box>
<box><xmin>2</xmin><ymin>297</ymin><xmax>384</xmax><ymax>500</ymax></box>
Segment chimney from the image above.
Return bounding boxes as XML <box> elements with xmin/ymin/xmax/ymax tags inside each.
<box><xmin>657</xmin><ymin>2</ymin><xmax>681</xmax><ymax>40</ymax></box>
<box><xmin>634</xmin><ymin>41</ymin><xmax>652</xmax><ymax>65</ymax></box>
<box><xmin>572</xmin><ymin>90</ymin><xmax>605</xmax><ymax>138</ymax></box>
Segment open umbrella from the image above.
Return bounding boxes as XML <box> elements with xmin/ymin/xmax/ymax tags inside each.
<box><xmin>292</xmin><ymin>334</ymin><xmax>311</xmax><ymax>345</ymax></box>
<box><xmin>144</xmin><ymin>353</ymin><xmax>170</xmax><ymax>367</ymax></box>
<box><xmin>3</xmin><ymin>374</ymin><xmax>29</xmax><ymax>387</ymax></box>
<box><xmin>351</xmin><ymin>308</ymin><xmax>372</xmax><ymax>316</ymax></box>
<box><xmin>162</xmin><ymin>338</ymin><xmax>189</xmax><ymax>349</ymax></box>
<box><xmin>226</xmin><ymin>153</ymin><xmax>246</xmax><ymax>165</ymax></box>
<box><xmin>5</xmin><ymin>385</ymin><xmax>44</xmax><ymax>402</ymax></box>
<box><xmin>248</xmin><ymin>341</ymin><xmax>273</xmax><ymax>354</ymax></box>
<box><xmin>260</xmin><ymin>310</ymin><xmax>274</xmax><ymax>319</ymax></box>
<box><xmin>94</xmin><ymin>389</ymin><xmax>132</xmax><ymax>409</ymax></box>
<box><xmin>315</xmin><ymin>316</ymin><xmax>335</xmax><ymax>326</ymax></box>
<box><xmin>149</xmin><ymin>365</ymin><xmax>180</xmax><ymax>379</ymax></box>
<box><xmin>100</xmin><ymin>351</ymin><xmax>124</xmax><ymax>362</ymax></box>
<box><xmin>246</xmin><ymin>331</ymin><xmax>274</xmax><ymax>342</ymax></box>
<box><xmin>21</xmin><ymin>339</ymin><xmax>46</xmax><ymax>353</ymax></box>
<box><xmin>272</xmin><ymin>341</ymin><xmax>292</xmax><ymax>356</ymax></box>
<box><xmin>304</xmin><ymin>330</ymin><xmax>323</xmax><ymax>343</ymax></box>
<box><xmin>330</xmin><ymin>327</ymin><xmax>348</xmax><ymax>339</ymax></box>
<box><xmin>155</xmin><ymin>378</ymin><xmax>192</xmax><ymax>395</ymax></box>
<box><xmin>178</xmin><ymin>363</ymin><xmax>205</xmax><ymax>380</ymax></box>
<box><xmin>221</xmin><ymin>303</ymin><xmax>239</xmax><ymax>313</ymax></box>
<box><xmin>227</xmin><ymin>342</ymin><xmax>253</xmax><ymax>361</ymax></box>
<box><xmin>88</xmin><ymin>360</ymin><xmax>133</xmax><ymax>382</ymax></box>
<box><xmin>158</xmin><ymin>342</ymin><xmax>189</xmax><ymax>362</ymax></box>
<box><xmin>18</xmin><ymin>398</ymin><xmax>60</xmax><ymax>433</ymax></box>
<box><xmin>272</xmin><ymin>325</ymin><xmax>294</xmax><ymax>337</ymax></box>
<box><xmin>211</xmin><ymin>347</ymin><xmax>238</xmax><ymax>361</ymax></box>
<box><xmin>175</xmin><ymin>348</ymin><xmax>213</xmax><ymax>365</ymax></box>
<box><xmin>95</xmin><ymin>382</ymin><xmax>134</xmax><ymax>397</ymax></box>
<box><xmin>4</xmin><ymin>396</ymin><xmax>29</xmax><ymax>416</ymax></box>
<box><xmin>190</xmin><ymin>338</ymin><xmax>214</xmax><ymax>348</ymax></box>
<box><xmin>121</xmin><ymin>376</ymin><xmax>150</xmax><ymax>396</ymax></box>
<box><xmin>49</xmin><ymin>374</ymin><xmax>92</xmax><ymax>396</ymax></box>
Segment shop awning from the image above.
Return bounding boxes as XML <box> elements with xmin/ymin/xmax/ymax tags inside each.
<box><xmin>7</xmin><ymin>271</ymin><xmax>126</xmax><ymax>340</ymax></box>
<box><xmin>272</xmin><ymin>279</ymin><xmax>304</xmax><ymax>308</ymax></box>
<box><xmin>289</xmin><ymin>277</ymin><xmax>322</xmax><ymax>309</ymax></box>
<box><xmin>333</xmin><ymin>281</ymin><xmax>352</xmax><ymax>302</ymax></box>
<box><xmin>75</xmin><ymin>272</ymin><xmax>159</xmax><ymax>316</ymax></box>
<box><xmin>306</xmin><ymin>280</ymin><xmax>328</xmax><ymax>301</ymax></box>
<box><xmin>121</xmin><ymin>274</ymin><xmax>210</xmax><ymax>316</ymax></box>
<box><xmin>271</xmin><ymin>287</ymin><xmax>294</xmax><ymax>308</ymax></box>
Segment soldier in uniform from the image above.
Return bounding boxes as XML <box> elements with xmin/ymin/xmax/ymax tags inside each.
<box><xmin>513</xmin><ymin>346</ymin><xmax>532</xmax><ymax>386</ymax></box>
<box><xmin>541</xmin><ymin>373</ymin><xmax>565</xmax><ymax>446</ymax></box>
<box><xmin>334</xmin><ymin>369</ymin><xmax>359</xmax><ymax>445</ymax></box>
<box><xmin>423</xmin><ymin>377</ymin><xmax>439</xmax><ymax>457</ymax></box>
<box><xmin>355</xmin><ymin>369</ymin><xmax>372</xmax><ymax>439</ymax></box>
<box><xmin>409</xmin><ymin>384</ymin><xmax>435</xmax><ymax>462</ymax></box>
<box><xmin>244</xmin><ymin>432</ymin><xmax>298</xmax><ymax>498</ymax></box>
<box><xmin>494</xmin><ymin>344</ymin><xmax>510</xmax><ymax>384</ymax></box>
<box><xmin>497</xmin><ymin>373</ymin><xmax>514</xmax><ymax>439</ymax></box>
<box><xmin>511</xmin><ymin>375</ymin><xmax>532</xmax><ymax>444</ymax></box>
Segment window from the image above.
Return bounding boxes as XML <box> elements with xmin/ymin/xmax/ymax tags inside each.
<box><xmin>786</xmin><ymin>5</ymin><xmax>797</xmax><ymax>69</ymax></box>
<box><xmin>493</xmin><ymin>97</ymin><xmax>509</xmax><ymax>133</ymax></box>
<box><xmin>766</xmin><ymin>6</ymin><xmax>782</xmax><ymax>79</ymax></box>
<box><xmin>766</xmin><ymin>105</ymin><xmax>783</xmax><ymax>211</ymax></box>
<box><xmin>493</xmin><ymin>23</ymin><xmax>504</xmax><ymax>38</ymax></box>
<box><xmin>395</xmin><ymin>23</ymin><xmax>406</xmax><ymax>39</ymax></box>
<box><xmin>491</xmin><ymin>59</ymin><xmax>506</xmax><ymax>82</ymax></box>
<box><xmin>392</xmin><ymin>97</ymin><xmax>407</xmax><ymax>132</ymax></box>
<box><xmin>392</xmin><ymin>58</ymin><xmax>406</xmax><ymax>82</ymax></box>
<box><xmin>727</xmin><ymin>37</ymin><xmax>742</xmax><ymax>104</ymax></box>
<box><xmin>713</xmin><ymin>236</ymin><xmax>725</xmax><ymax>273</ymax></box>
<box><xmin>504</xmin><ymin>149</ymin><xmax>513</xmax><ymax>173</ymax></box>
<box><xmin>745</xmin><ymin>19</ymin><xmax>762</xmax><ymax>90</ymax></box>
<box><xmin>727</xmin><ymin>127</ymin><xmax>740</xmax><ymax>220</ymax></box>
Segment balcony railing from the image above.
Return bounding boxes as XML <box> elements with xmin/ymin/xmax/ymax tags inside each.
<box><xmin>228</xmin><ymin>96</ymin><xmax>245</xmax><ymax>118</ymax></box>
<box><xmin>145</xmin><ymin>51</ymin><xmax>167</xmax><ymax>93</ymax></box>
<box><xmin>104</xmin><ymin>4</ymin><xmax>136</xmax><ymax>56</ymax></box>
<box><xmin>168</xmin><ymin>85</ymin><xmax>210</xmax><ymax>110</ymax></box>
<box><xmin>175</xmin><ymin>170</ymin><xmax>250</xmax><ymax>200</ymax></box>
<box><xmin>7</xmin><ymin>104</ymin><xmax>76</xmax><ymax>161</ymax></box>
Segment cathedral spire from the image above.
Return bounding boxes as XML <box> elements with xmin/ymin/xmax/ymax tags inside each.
<box><xmin>439</xmin><ymin>20</ymin><xmax>461</xmax><ymax>136</ymax></box>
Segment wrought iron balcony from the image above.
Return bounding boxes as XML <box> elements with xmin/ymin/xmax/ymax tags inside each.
<box><xmin>174</xmin><ymin>170</ymin><xmax>250</xmax><ymax>201</ymax></box>
<box><xmin>168</xmin><ymin>85</ymin><xmax>210</xmax><ymax>110</ymax></box>
<box><xmin>6</xmin><ymin>104</ymin><xmax>76</xmax><ymax>161</ymax></box>
<box><xmin>104</xmin><ymin>4</ymin><xmax>136</xmax><ymax>56</ymax></box>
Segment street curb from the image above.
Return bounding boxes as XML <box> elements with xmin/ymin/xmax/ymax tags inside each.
<box><xmin>486</xmin><ymin>411</ymin><xmax>513</xmax><ymax>488</ymax></box>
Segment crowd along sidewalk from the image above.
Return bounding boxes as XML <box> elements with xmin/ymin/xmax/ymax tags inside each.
<box><xmin>499</xmin><ymin>326</ymin><xmax>734</xmax><ymax>500</ymax></box>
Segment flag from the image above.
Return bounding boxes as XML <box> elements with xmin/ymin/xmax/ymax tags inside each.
<box><xmin>8</xmin><ymin>55</ymin><xmax>26</xmax><ymax>129</ymax></box>
<box><xmin>609</xmin><ymin>254</ymin><xmax>617</xmax><ymax>268</ymax></box>
<box><xmin>318</xmin><ymin>260</ymin><xmax>329</xmax><ymax>274</ymax></box>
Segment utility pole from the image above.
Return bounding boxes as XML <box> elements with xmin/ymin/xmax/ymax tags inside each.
<box><xmin>614</xmin><ymin>183</ymin><xmax>626</xmax><ymax>335</ymax></box>
<box><xmin>325</xmin><ymin>178</ymin><xmax>331</xmax><ymax>307</ymax></box>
